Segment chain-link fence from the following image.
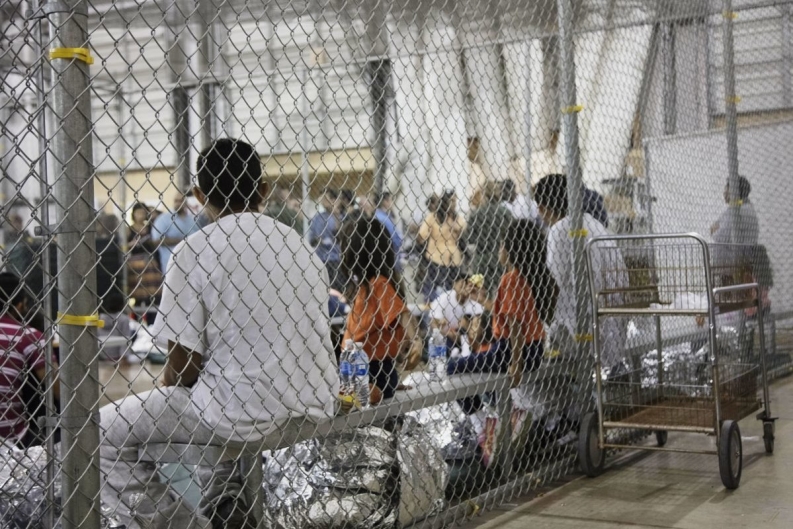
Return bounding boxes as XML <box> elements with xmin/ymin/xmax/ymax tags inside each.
<box><xmin>1</xmin><ymin>0</ymin><xmax>792</xmax><ymax>527</ymax></box>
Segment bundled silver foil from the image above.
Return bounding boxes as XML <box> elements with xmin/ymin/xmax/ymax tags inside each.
<box><xmin>397</xmin><ymin>417</ymin><xmax>447</xmax><ymax>525</ymax></box>
<box><xmin>263</xmin><ymin>423</ymin><xmax>447</xmax><ymax>529</ymax></box>
<box><xmin>263</xmin><ymin>427</ymin><xmax>397</xmax><ymax>529</ymax></box>
<box><xmin>402</xmin><ymin>373</ymin><xmax>479</xmax><ymax>461</ymax></box>
<box><xmin>635</xmin><ymin>326</ymin><xmax>743</xmax><ymax>395</ymax></box>
<box><xmin>0</xmin><ymin>443</ymin><xmax>125</xmax><ymax>529</ymax></box>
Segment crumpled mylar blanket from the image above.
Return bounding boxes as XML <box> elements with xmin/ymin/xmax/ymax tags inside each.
<box><xmin>0</xmin><ymin>443</ymin><xmax>125</xmax><ymax>528</ymax></box>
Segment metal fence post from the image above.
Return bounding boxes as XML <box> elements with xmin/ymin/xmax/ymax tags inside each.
<box><xmin>556</xmin><ymin>0</ymin><xmax>590</xmax><ymax>363</ymax></box>
<box><xmin>721</xmin><ymin>0</ymin><xmax>742</xmax><ymax>234</ymax></box>
<box><xmin>43</xmin><ymin>0</ymin><xmax>102</xmax><ymax>527</ymax></box>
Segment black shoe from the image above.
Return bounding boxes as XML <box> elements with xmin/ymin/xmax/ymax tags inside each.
<box><xmin>210</xmin><ymin>496</ymin><xmax>257</xmax><ymax>529</ymax></box>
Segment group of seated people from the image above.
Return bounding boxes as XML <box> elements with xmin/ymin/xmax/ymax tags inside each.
<box><xmin>0</xmin><ymin>137</ymin><xmax>616</xmax><ymax>529</ymax></box>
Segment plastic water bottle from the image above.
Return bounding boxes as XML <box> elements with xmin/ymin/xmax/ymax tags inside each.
<box><xmin>351</xmin><ymin>343</ymin><xmax>371</xmax><ymax>409</ymax></box>
<box><xmin>339</xmin><ymin>340</ymin><xmax>355</xmax><ymax>403</ymax></box>
<box><xmin>429</xmin><ymin>328</ymin><xmax>448</xmax><ymax>382</ymax></box>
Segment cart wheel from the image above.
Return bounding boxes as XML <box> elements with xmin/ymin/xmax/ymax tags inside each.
<box><xmin>718</xmin><ymin>420</ymin><xmax>742</xmax><ymax>490</ymax></box>
<box><xmin>578</xmin><ymin>412</ymin><xmax>605</xmax><ymax>478</ymax></box>
<box><xmin>763</xmin><ymin>421</ymin><xmax>775</xmax><ymax>454</ymax></box>
<box><xmin>655</xmin><ymin>430</ymin><xmax>668</xmax><ymax>447</ymax></box>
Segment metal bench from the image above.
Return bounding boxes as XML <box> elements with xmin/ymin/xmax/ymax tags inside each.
<box><xmin>137</xmin><ymin>442</ymin><xmax>265</xmax><ymax>526</ymax></box>
<box><xmin>126</xmin><ymin>373</ymin><xmax>510</xmax><ymax>528</ymax></box>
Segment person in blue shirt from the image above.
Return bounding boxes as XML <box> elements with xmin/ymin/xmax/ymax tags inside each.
<box><xmin>308</xmin><ymin>188</ymin><xmax>347</xmax><ymax>291</ymax></box>
<box><xmin>360</xmin><ymin>193</ymin><xmax>402</xmax><ymax>257</ymax></box>
<box><xmin>150</xmin><ymin>192</ymin><xmax>201</xmax><ymax>271</ymax></box>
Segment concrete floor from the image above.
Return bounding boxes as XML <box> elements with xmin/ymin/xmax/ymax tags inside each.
<box><xmin>464</xmin><ymin>374</ymin><xmax>793</xmax><ymax>529</ymax></box>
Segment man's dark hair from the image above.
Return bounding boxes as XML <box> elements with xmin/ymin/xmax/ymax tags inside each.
<box><xmin>0</xmin><ymin>272</ymin><xmax>27</xmax><ymax>308</ymax></box>
<box><xmin>323</xmin><ymin>188</ymin><xmax>339</xmax><ymax>200</ymax></box>
<box><xmin>196</xmin><ymin>138</ymin><xmax>262</xmax><ymax>210</ymax></box>
<box><xmin>534</xmin><ymin>174</ymin><xmax>568</xmax><ymax>217</ymax></box>
<box><xmin>728</xmin><ymin>176</ymin><xmax>751</xmax><ymax>200</ymax></box>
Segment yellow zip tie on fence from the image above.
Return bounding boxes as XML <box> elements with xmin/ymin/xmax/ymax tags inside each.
<box><xmin>569</xmin><ymin>229</ymin><xmax>589</xmax><ymax>238</ymax></box>
<box><xmin>57</xmin><ymin>312</ymin><xmax>105</xmax><ymax>328</ymax></box>
<box><xmin>725</xmin><ymin>95</ymin><xmax>742</xmax><ymax>104</ymax></box>
<box><xmin>49</xmin><ymin>47</ymin><xmax>94</xmax><ymax>65</ymax></box>
<box><xmin>723</xmin><ymin>11</ymin><xmax>738</xmax><ymax>20</ymax></box>
<box><xmin>561</xmin><ymin>104</ymin><xmax>584</xmax><ymax>114</ymax></box>
<box><xmin>545</xmin><ymin>349</ymin><xmax>562</xmax><ymax>359</ymax></box>
<box><xmin>574</xmin><ymin>333</ymin><xmax>593</xmax><ymax>343</ymax></box>
<box><xmin>730</xmin><ymin>199</ymin><xmax>744</xmax><ymax>206</ymax></box>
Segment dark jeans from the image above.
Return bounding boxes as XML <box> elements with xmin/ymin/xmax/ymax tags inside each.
<box><xmin>370</xmin><ymin>357</ymin><xmax>399</xmax><ymax>400</ymax></box>
<box><xmin>421</xmin><ymin>261</ymin><xmax>460</xmax><ymax>302</ymax></box>
<box><xmin>447</xmin><ymin>339</ymin><xmax>544</xmax><ymax>415</ymax></box>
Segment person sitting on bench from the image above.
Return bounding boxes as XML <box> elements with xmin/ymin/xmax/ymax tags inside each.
<box><xmin>98</xmin><ymin>139</ymin><xmax>339</xmax><ymax>529</ymax></box>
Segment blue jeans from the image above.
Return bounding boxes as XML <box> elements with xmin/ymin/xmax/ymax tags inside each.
<box><xmin>447</xmin><ymin>339</ymin><xmax>544</xmax><ymax>414</ymax></box>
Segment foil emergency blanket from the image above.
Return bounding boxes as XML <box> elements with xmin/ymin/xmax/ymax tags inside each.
<box><xmin>262</xmin><ymin>427</ymin><xmax>390</xmax><ymax>529</ymax></box>
<box><xmin>0</xmin><ymin>443</ymin><xmax>124</xmax><ymax>529</ymax></box>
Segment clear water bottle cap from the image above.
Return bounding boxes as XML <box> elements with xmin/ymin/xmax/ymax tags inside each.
<box><xmin>344</xmin><ymin>339</ymin><xmax>356</xmax><ymax>351</ymax></box>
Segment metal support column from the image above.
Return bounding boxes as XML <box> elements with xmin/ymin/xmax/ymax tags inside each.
<box><xmin>197</xmin><ymin>0</ymin><xmax>218</xmax><ymax>147</ymax></box>
<box><xmin>43</xmin><ymin>0</ymin><xmax>101</xmax><ymax>527</ymax></box>
<box><xmin>556</xmin><ymin>0</ymin><xmax>590</xmax><ymax>364</ymax></box>
<box><xmin>298</xmin><ymin>62</ymin><xmax>311</xmax><ymax>236</ymax></box>
<box><xmin>662</xmin><ymin>22</ymin><xmax>677</xmax><ymax>135</ymax></box>
<box><xmin>169</xmin><ymin>0</ymin><xmax>193</xmax><ymax>192</ymax></box>
<box><xmin>781</xmin><ymin>4</ymin><xmax>792</xmax><ymax>108</ymax></box>
<box><xmin>721</xmin><ymin>0</ymin><xmax>742</xmax><ymax>237</ymax></box>
<box><xmin>173</xmin><ymin>86</ymin><xmax>192</xmax><ymax>192</ymax></box>
<box><xmin>365</xmin><ymin>5</ymin><xmax>392</xmax><ymax>196</ymax></box>
<box><xmin>366</xmin><ymin>58</ymin><xmax>393</xmax><ymax>195</ymax></box>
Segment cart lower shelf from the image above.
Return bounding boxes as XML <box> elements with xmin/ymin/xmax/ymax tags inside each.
<box><xmin>604</xmin><ymin>396</ymin><xmax>761</xmax><ymax>432</ymax></box>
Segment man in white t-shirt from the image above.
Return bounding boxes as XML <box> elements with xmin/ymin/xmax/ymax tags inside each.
<box><xmin>534</xmin><ymin>174</ymin><xmax>627</xmax><ymax>368</ymax></box>
<box><xmin>430</xmin><ymin>272</ymin><xmax>485</xmax><ymax>347</ymax></box>
<box><xmin>99</xmin><ymin>139</ymin><xmax>339</xmax><ymax>529</ymax></box>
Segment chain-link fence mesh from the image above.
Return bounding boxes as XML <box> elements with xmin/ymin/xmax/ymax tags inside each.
<box><xmin>1</xmin><ymin>0</ymin><xmax>792</xmax><ymax>527</ymax></box>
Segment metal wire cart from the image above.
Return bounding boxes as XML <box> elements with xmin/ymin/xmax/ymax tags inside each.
<box><xmin>578</xmin><ymin>233</ymin><xmax>776</xmax><ymax>489</ymax></box>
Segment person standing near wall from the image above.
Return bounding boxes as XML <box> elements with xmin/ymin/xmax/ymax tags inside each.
<box><xmin>463</xmin><ymin>182</ymin><xmax>514</xmax><ymax>299</ymax></box>
<box><xmin>150</xmin><ymin>192</ymin><xmax>201</xmax><ymax>272</ymax></box>
<box><xmin>264</xmin><ymin>182</ymin><xmax>304</xmax><ymax>236</ymax></box>
<box><xmin>308</xmin><ymin>188</ymin><xmax>346</xmax><ymax>291</ymax></box>
<box><xmin>360</xmin><ymin>193</ymin><xmax>403</xmax><ymax>262</ymax></box>
<box><xmin>417</xmin><ymin>191</ymin><xmax>467</xmax><ymax>302</ymax></box>
<box><xmin>711</xmin><ymin>175</ymin><xmax>759</xmax><ymax>267</ymax></box>
<box><xmin>534</xmin><ymin>174</ymin><xmax>626</xmax><ymax>368</ymax></box>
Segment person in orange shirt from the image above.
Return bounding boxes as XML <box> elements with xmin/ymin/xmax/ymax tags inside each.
<box><xmin>341</xmin><ymin>217</ymin><xmax>423</xmax><ymax>405</ymax></box>
<box><xmin>447</xmin><ymin>219</ymin><xmax>557</xmax><ymax>389</ymax></box>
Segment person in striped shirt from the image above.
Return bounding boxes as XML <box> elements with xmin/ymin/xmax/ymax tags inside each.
<box><xmin>0</xmin><ymin>272</ymin><xmax>59</xmax><ymax>444</ymax></box>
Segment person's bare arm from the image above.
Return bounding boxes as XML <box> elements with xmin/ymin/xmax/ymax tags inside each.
<box><xmin>508</xmin><ymin>317</ymin><xmax>526</xmax><ymax>388</ymax></box>
<box><xmin>399</xmin><ymin>311</ymin><xmax>423</xmax><ymax>371</ymax></box>
<box><xmin>33</xmin><ymin>363</ymin><xmax>60</xmax><ymax>400</ymax></box>
<box><xmin>156</xmin><ymin>236</ymin><xmax>185</xmax><ymax>247</ymax></box>
<box><xmin>162</xmin><ymin>341</ymin><xmax>203</xmax><ymax>388</ymax></box>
